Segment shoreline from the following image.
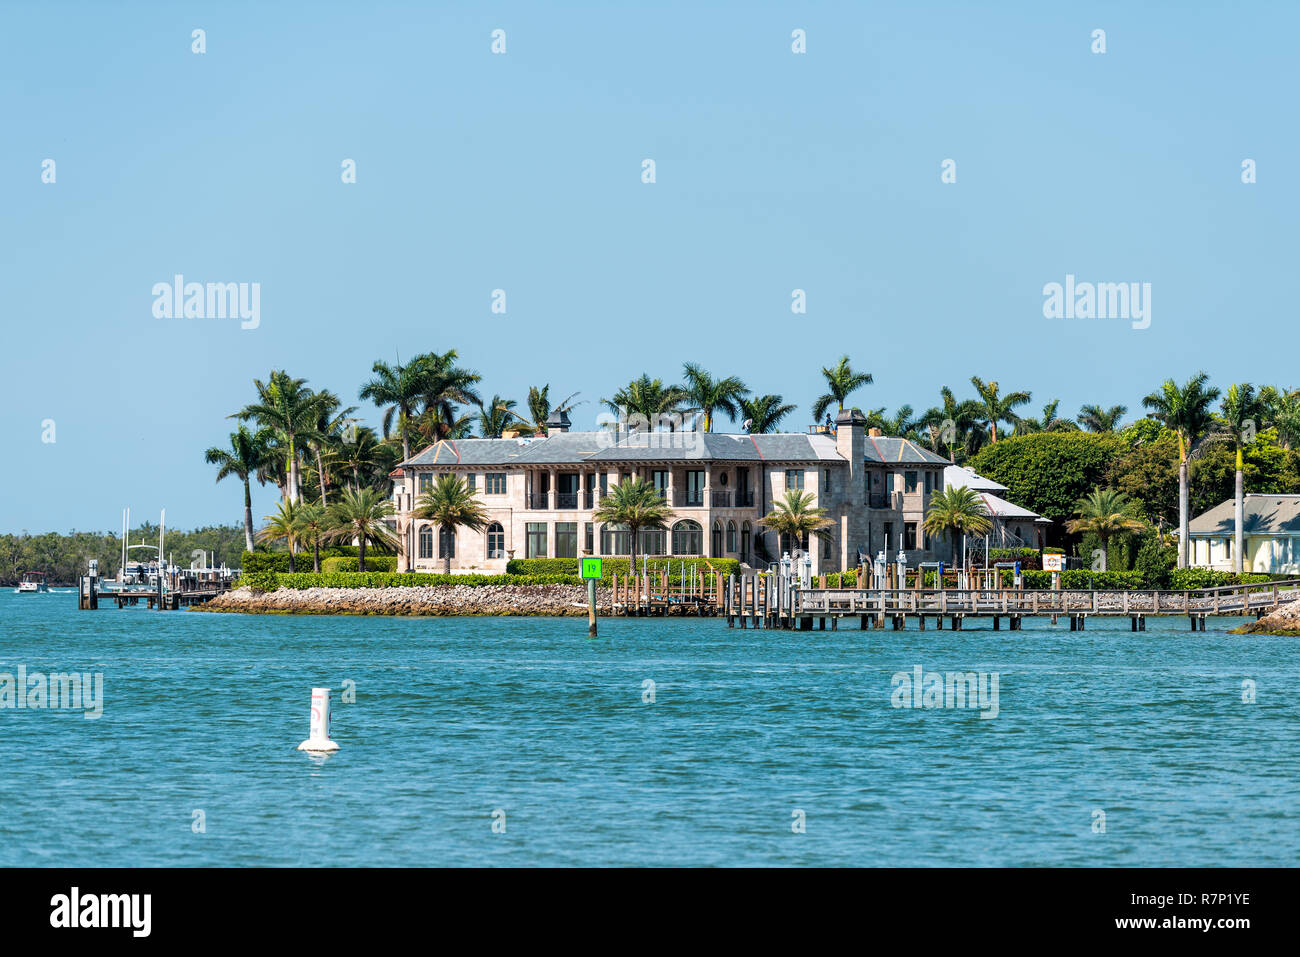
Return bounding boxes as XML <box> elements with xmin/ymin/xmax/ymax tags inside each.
<box><xmin>198</xmin><ymin>583</ymin><xmax>614</xmax><ymax>617</ymax></box>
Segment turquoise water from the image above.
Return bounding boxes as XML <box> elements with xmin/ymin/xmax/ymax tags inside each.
<box><xmin>1</xmin><ymin>590</ymin><xmax>1296</xmax><ymax>866</ymax></box>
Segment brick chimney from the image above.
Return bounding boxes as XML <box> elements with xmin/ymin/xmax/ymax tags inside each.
<box><xmin>836</xmin><ymin>408</ymin><xmax>867</xmax><ymax>507</ymax></box>
<box><xmin>546</xmin><ymin>409</ymin><xmax>571</xmax><ymax>435</ymax></box>
<box><xmin>867</xmin><ymin>427</ymin><xmax>883</xmax><ymax>437</ymax></box>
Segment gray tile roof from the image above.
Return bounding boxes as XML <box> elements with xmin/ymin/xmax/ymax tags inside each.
<box><xmin>1188</xmin><ymin>494</ymin><xmax>1300</xmax><ymax>536</ymax></box>
<box><xmin>864</xmin><ymin>436</ymin><xmax>951</xmax><ymax>465</ymax></box>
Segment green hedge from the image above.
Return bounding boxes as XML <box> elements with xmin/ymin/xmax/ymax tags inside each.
<box><xmin>267</xmin><ymin>572</ymin><xmax>584</xmax><ymax>589</ymax></box>
<box><xmin>241</xmin><ymin>545</ymin><xmax>397</xmax><ymax>573</ymax></box>
<box><xmin>505</xmin><ymin>556</ymin><xmax>741</xmax><ymax>581</ymax></box>
<box><xmin>1167</xmin><ymin>569</ymin><xmax>1278</xmax><ymax>590</ymax></box>
<box><xmin>321</xmin><ymin>556</ymin><xmax>398</xmax><ymax>573</ymax></box>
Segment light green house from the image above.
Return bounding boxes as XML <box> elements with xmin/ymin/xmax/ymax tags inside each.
<box><xmin>1187</xmin><ymin>494</ymin><xmax>1300</xmax><ymax>573</ymax></box>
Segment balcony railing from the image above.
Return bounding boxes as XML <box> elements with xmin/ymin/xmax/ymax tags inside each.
<box><xmin>528</xmin><ymin>493</ymin><xmax>548</xmax><ymax>509</ymax></box>
<box><xmin>556</xmin><ymin>492</ymin><xmax>578</xmax><ymax>509</ymax></box>
<box><xmin>584</xmin><ymin>490</ymin><xmax>594</xmax><ymax>509</ymax></box>
<box><xmin>869</xmin><ymin>491</ymin><xmax>904</xmax><ymax>510</ymax></box>
<box><xmin>680</xmin><ymin>491</ymin><xmax>704</xmax><ymax>507</ymax></box>
<box><xmin>710</xmin><ymin>490</ymin><xmax>731</xmax><ymax>507</ymax></box>
<box><xmin>735</xmin><ymin>490</ymin><xmax>755</xmax><ymax>508</ymax></box>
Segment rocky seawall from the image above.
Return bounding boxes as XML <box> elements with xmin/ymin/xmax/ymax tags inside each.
<box><xmin>200</xmin><ymin>584</ymin><xmax>612</xmax><ymax>617</ymax></box>
<box><xmin>1232</xmin><ymin>599</ymin><xmax>1300</xmax><ymax>635</ymax></box>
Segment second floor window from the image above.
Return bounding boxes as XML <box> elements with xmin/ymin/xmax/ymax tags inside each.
<box><xmin>485</xmin><ymin>473</ymin><xmax>507</xmax><ymax>495</ymax></box>
<box><xmin>905</xmin><ymin>471</ymin><xmax>918</xmax><ymax>493</ymax></box>
<box><xmin>786</xmin><ymin>469</ymin><xmax>804</xmax><ymax>491</ymax></box>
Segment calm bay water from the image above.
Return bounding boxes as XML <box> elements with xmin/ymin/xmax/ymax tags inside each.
<box><xmin>0</xmin><ymin>590</ymin><xmax>1297</xmax><ymax>867</ymax></box>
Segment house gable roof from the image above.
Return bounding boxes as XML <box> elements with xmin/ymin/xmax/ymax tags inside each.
<box><xmin>1188</xmin><ymin>494</ymin><xmax>1300</xmax><ymax>537</ymax></box>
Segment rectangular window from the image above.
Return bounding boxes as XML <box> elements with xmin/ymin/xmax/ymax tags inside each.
<box><xmin>418</xmin><ymin>473</ymin><xmax>433</xmax><ymax>494</ymax></box>
<box><xmin>584</xmin><ymin>522</ymin><xmax>594</xmax><ymax>554</ymax></box>
<box><xmin>465</xmin><ymin>473</ymin><xmax>476</xmax><ymax>492</ymax></box>
<box><xmin>485</xmin><ymin>473</ymin><xmax>507</xmax><ymax>495</ymax></box>
<box><xmin>786</xmin><ymin>469</ymin><xmax>804</xmax><ymax>491</ymax></box>
<box><xmin>886</xmin><ymin>473</ymin><xmax>895</xmax><ymax>493</ymax></box>
<box><xmin>685</xmin><ymin>470</ymin><xmax>705</xmax><ymax>506</ymax></box>
<box><xmin>526</xmin><ymin>522</ymin><xmax>547</xmax><ymax>558</ymax></box>
<box><xmin>599</xmin><ymin>473</ymin><xmax>609</xmax><ymax>497</ymax></box>
<box><xmin>651</xmin><ymin>470</ymin><xmax>671</xmax><ymax>497</ymax></box>
<box><xmin>905</xmin><ymin>522</ymin><xmax>917</xmax><ymax>550</ymax></box>
<box><xmin>924</xmin><ymin>472</ymin><xmax>932</xmax><ymax>493</ymax></box>
<box><xmin>934</xmin><ymin>471</ymin><xmax>943</xmax><ymax>491</ymax></box>
<box><xmin>905</xmin><ymin>471</ymin><xmax>918</xmax><ymax>493</ymax></box>
<box><xmin>555</xmin><ymin>523</ymin><xmax>578</xmax><ymax>559</ymax></box>
<box><xmin>822</xmin><ymin>468</ymin><xmax>831</xmax><ymax>496</ymax></box>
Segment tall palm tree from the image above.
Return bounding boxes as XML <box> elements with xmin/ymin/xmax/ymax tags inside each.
<box><xmin>592</xmin><ymin>477</ymin><xmax>674</xmax><ymax>573</ymax></box>
<box><xmin>866</xmin><ymin>405</ymin><xmax>919</xmax><ymax>438</ymax></box>
<box><xmin>513</xmin><ymin>385</ymin><xmax>582</xmax><ymax>434</ymax></box>
<box><xmin>680</xmin><ymin>363</ymin><xmax>748</xmax><ymax>432</ymax></box>
<box><xmin>323</xmin><ymin>487</ymin><xmax>398</xmax><ymax>573</ymax></box>
<box><xmin>1065</xmin><ymin>488</ymin><xmax>1146</xmax><ymax>571</ymax></box>
<box><xmin>296</xmin><ymin>503</ymin><xmax>329</xmax><ymax>573</ymax></box>
<box><xmin>920</xmin><ymin>386</ymin><xmax>981</xmax><ymax>462</ymax></box>
<box><xmin>1142</xmin><ymin>372</ymin><xmax>1221</xmax><ymax>568</ymax></box>
<box><xmin>1016</xmin><ymin>399</ymin><xmax>1077</xmax><ymax>434</ymax></box>
<box><xmin>478</xmin><ymin>395</ymin><xmax>518</xmax><ymax>438</ymax></box>
<box><xmin>739</xmin><ymin>394</ymin><xmax>797</xmax><ymax>434</ymax></box>
<box><xmin>601</xmin><ymin>375</ymin><xmax>688</xmax><ymax>432</ymax></box>
<box><xmin>234</xmin><ymin>370</ymin><xmax>324</xmax><ymax>505</ymax></box>
<box><xmin>759</xmin><ymin>489</ymin><xmax>834</xmax><ymax>556</ymax></box>
<box><xmin>417</xmin><ymin>349</ymin><xmax>483</xmax><ymax>442</ymax></box>
<box><xmin>811</xmin><ymin>356</ymin><xmax>872</xmax><ymax>421</ymax></box>
<box><xmin>256</xmin><ymin>499</ymin><xmax>304</xmax><ymax>573</ymax></box>
<box><xmin>305</xmin><ymin>390</ymin><xmax>355</xmax><ymax>506</ymax></box>
<box><xmin>1077</xmin><ymin>403</ymin><xmax>1128</xmax><ymax>432</ymax></box>
<box><xmin>333</xmin><ymin>425</ymin><xmax>383</xmax><ymax>492</ymax></box>
<box><xmin>359</xmin><ymin>356</ymin><xmax>431</xmax><ymax>463</ymax></box>
<box><xmin>204</xmin><ymin>424</ymin><xmax>271</xmax><ymax>552</ymax></box>
<box><xmin>1216</xmin><ymin>383</ymin><xmax>1269</xmax><ymax>572</ymax></box>
<box><xmin>411</xmin><ymin>406</ymin><xmax>475</xmax><ymax>443</ymax></box>
<box><xmin>923</xmin><ymin>486</ymin><xmax>993</xmax><ymax>565</ymax></box>
<box><xmin>411</xmin><ymin>474</ymin><xmax>490</xmax><ymax>574</ymax></box>
<box><xmin>1265</xmin><ymin>387</ymin><xmax>1300</xmax><ymax>450</ymax></box>
<box><xmin>969</xmin><ymin>376</ymin><xmax>1031</xmax><ymax>443</ymax></box>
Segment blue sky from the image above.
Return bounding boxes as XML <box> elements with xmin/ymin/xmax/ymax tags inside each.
<box><xmin>4</xmin><ymin>1</ymin><xmax>1296</xmax><ymax>532</ymax></box>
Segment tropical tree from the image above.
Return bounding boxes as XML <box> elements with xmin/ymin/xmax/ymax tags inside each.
<box><xmin>680</xmin><ymin>363</ymin><xmax>748</xmax><ymax>432</ymax></box>
<box><xmin>411</xmin><ymin>406</ymin><xmax>475</xmax><ymax>443</ymax></box>
<box><xmin>970</xmin><ymin>376</ymin><xmax>1031</xmax><ymax>443</ymax></box>
<box><xmin>305</xmin><ymin>390</ymin><xmax>356</xmax><ymax>506</ymax></box>
<box><xmin>812</xmin><ymin>356</ymin><xmax>872</xmax><ymax>422</ymax></box>
<box><xmin>296</xmin><ymin>503</ymin><xmax>329</xmax><ymax>574</ymax></box>
<box><xmin>411</xmin><ymin>475</ymin><xmax>490</xmax><ymax>574</ymax></box>
<box><xmin>1077</xmin><ymin>403</ymin><xmax>1128</xmax><ymax>433</ymax></box>
<box><xmin>923</xmin><ymin>486</ymin><xmax>993</xmax><ymax>564</ymax></box>
<box><xmin>204</xmin><ymin>424</ymin><xmax>271</xmax><ymax>552</ymax></box>
<box><xmin>1016</xmin><ymin>399</ymin><xmax>1078</xmax><ymax>434</ymax></box>
<box><xmin>1065</xmin><ymin>488</ymin><xmax>1146</xmax><ymax>571</ymax></box>
<box><xmin>417</xmin><ymin>349</ymin><xmax>483</xmax><ymax>442</ymax></box>
<box><xmin>758</xmin><ymin>489</ymin><xmax>834</xmax><ymax>556</ymax></box>
<box><xmin>332</xmin><ymin>425</ymin><xmax>384</xmax><ymax>492</ymax></box>
<box><xmin>591</xmin><ymin>477</ymin><xmax>674</xmax><ymax>573</ymax></box>
<box><xmin>739</xmin><ymin>394</ymin><xmax>797</xmax><ymax>434</ymax></box>
<box><xmin>359</xmin><ymin>356</ymin><xmax>431</xmax><ymax>463</ymax></box>
<box><xmin>601</xmin><ymin>375</ymin><xmax>688</xmax><ymax>432</ymax></box>
<box><xmin>234</xmin><ymin>370</ymin><xmax>324</xmax><ymax>504</ymax></box>
<box><xmin>1141</xmin><ymin>372</ymin><xmax>1221</xmax><ymax>568</ymax></box>
<box><xmin>478</xmin><ymin>395</ymin><xmax>518</xmax><ymax>439</ymax></box>
<box><xmin>256</xmin><ymin>499</ymin><xmax>304</xmax><ymax>573</ymax></box>
<box><xmin>512</xmin><ymin>385</ymin><xmax>582</xmax><ymax>434</ymax></box>
<box><xmin>1265</xmin><ymin>387</ymin><xmax>1300</xmax><ymax>450</ymax></box>
<box><xmin>919</xmin><ymin>386</ymin><xmax>982</xmax><ymax>462</ymax></box>
<box><xmin>866</xmin><ymin>405</ymin><xmax>919</xmax><ymax>438</ymax></box>
<box><xmin>1215</xmin><ymin>383</ymin><xmax>1269</xmax><ymax>572</ymax></box>
<box><xmin>323</xmin><ymin>487</ymin><xmax>399</xmax><ymax>573</ymax></box>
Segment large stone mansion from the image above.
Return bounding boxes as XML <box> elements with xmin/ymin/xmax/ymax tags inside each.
<box><xmin>389</xmin><ymin>408</ymin><xmax>958</xmax><ymax>573</ymax></box>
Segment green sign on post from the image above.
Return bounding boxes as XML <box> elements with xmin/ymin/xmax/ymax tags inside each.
<box><xmin>580</xmin><ymin>557</ymin><xmax>603</xmax><ymax>580</ymax></box>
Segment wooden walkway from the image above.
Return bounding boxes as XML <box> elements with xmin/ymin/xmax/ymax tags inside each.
<box><xmin>79</xmin><ymin>575</ymin><xmax>234</xmax><ymax>610</ymax></box>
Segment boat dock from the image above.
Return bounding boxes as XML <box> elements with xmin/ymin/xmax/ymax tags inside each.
<box><xmin>78</xmin><ymin>570</ymin><xmax>235</xmax><ymax>610</ymax></box>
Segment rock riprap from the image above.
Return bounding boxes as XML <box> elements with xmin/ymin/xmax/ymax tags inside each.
<box><xmin>204</xmin><ymin>584</ymin><xmax>612</xmax><ymax>616</ymax></box>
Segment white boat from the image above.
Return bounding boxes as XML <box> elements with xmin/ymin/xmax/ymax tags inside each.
<box><xmin>16</xmin><ymin>572</ymin><xmax>49</xmax><ymax>594</ymax></box>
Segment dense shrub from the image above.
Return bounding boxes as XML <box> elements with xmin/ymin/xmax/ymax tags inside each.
<box><xmin>989</xmin><ymin>547</ymin><xmax>1042</xmax><ymax>569</ymax></box>
<box><xmin>321</xmin><ymin>556</ymin><xmax>398</xmax><ymax>573</ymax></box>
<box><xmin>1134</xmin><ymin>533</ymin><xmax>1176</xmax><ymax>589</ymax></box>
<box><xmin>241</xmin><ymin>545</ymin><xmax>393</xmax><ymax>573</ymax></box>
<box><xmin>1167</xmin><ymin>569</ymin><xmax>1277</xmax><ymax>590</ymax></box>
<box><xmin>505</xmin><ymin>556</ymin><xmax>741</xmax><ymax>581</ymax></box>
<box><xmin>236</xmin><ymin>570</ymin><xmax>280</xmax><ymax>593</ymax></box>
<box><xmin>271</xmin><ymin>572</ymin><xmax>585</xmax><ymax>589</ymax></box>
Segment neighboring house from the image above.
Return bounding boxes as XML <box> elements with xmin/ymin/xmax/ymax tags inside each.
<box><xmin>1187</xmin><ymin>494</ymin><xmax>1300</xmax><ymax>573</ymax></box>
<box><xmin>389</xmin><ymin>409</ymin><xmax>953</xmax><ymax>573</ymax></box>
<box><xmin>943</xmin><ymin>465</ymin><xmax>1053</xmax><ymax>550</ymax></box>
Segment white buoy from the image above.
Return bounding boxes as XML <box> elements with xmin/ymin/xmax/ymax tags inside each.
<box><xmin>297</xmin><ymin>687</ymin><xmax>340</xmax><ymax>752</ymax></box>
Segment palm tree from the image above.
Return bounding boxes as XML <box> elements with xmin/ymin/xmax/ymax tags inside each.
<box><xmin>323</xmin><ymin>487</ymin><xmax>399</xmax><ymax>573</ymax></box>
<box><xmin>1217</xmin><ymin>383</ymin><xmax>1269</xmax><ymax>572</ymax></box>
<box><xmin>1265</xmin><ymin>387</ymin><xmax>1300</xmax><ymax>450</ymax></box>
<box><xmin>417</xmin><ymin>349</ymin><xmax>483</xmax><ymax>442</ymax></box>
<box><xmin>234</xmin><ymin>370</ymin><xmax>324</xmax><ymax>504</ymax></box>
<box><xmin>478</xmin><ymin>395</ymin><xmax>518</xmax><ymax>438</ymax></box>
<box><xmin>759</xmin><ymin>489</ymin><xmax>834</xmax><ymax>556</ymax></box>
<box><xmin>739</xmin><ymin>394</ymin><xmax>797</xmax><ymax>434</ymax></box>
<box><xmin>1016</xmin><ymin>399</ymin><xmax>1077</xmax><ymax>434</ymax></box>
<box><xmin>1065</xmin><ymin>488</ymin><xmax>1146</xmax><ymax>571</ymax></box>
<box><xmin>970</xmin><ymin>376</ymin><xmax>1031</xmax><ymax>443</ymax></box>
<box><xmin>1142</xmin><ymin>372</ymin><xmax>1221</xmax><ymax>568</ymax></box>
<box><xmin>923</xmin><ymin>486</ymin><xmax>993</xmax><ymax>565</ymax></box>
<box><xmin>592</xmin><ymin>477</ymin><xmax>674</xmax><ymax>573</ymax></box>
<box><xmin>867</xmin><ymin>405</ymin><xmax>919</xmax><ymax>438</ymax></box>
<box><xmin>1077</xmin><ymin>403</ymin><xmax>1128</xmax><ymax>432</ymax></box>
<box><xmin>411</xmin><ymin>474</ymin><xmax>490</xmax><ymax>574</ymax></box>
<box><xmin>811</xmin><ymin>356</ymin><xmax>872</xmax><ymax>422</ymax></box>
<box><xmin>601</xmin><ymin>375</ymin><xmax>688</xmax><ymax>432</ymax></box>
<box><xmin>305</xmin><ymin>390</ymin><xmax>356</xmax><ymax>506</ymax></box>
<box><xmin>333</xmin><ymin>425</ymin><xmax>383</xmax><ymax>492</ymax></box>
<box><xmin>920</xmin><ymin>386</ymin><xmax>981</xmax><ymax>462</ymax></box>
<box><xmin>680</xmin><ymin>363</ymin><xmax>748</xmax><ymax>432</ymax></box>
<box><xmin>359</xmin><ymin>356</ymin><xmax>431</xmax><ymax>463</ymax></box>
<box><xmin>256</xmin><ymin>499</ymin><xmax>304</xmax><ymax>573</ymax></box>
<box><xmin>512</xmin><ymin>385</ymin><xmax>582</xmax><ymax>434</ymax></box>
<box><xmin>411</xmin><ymin>406</ymin><xmax>475</xmax><ymax>443</ymax></box>
<box><xmin>296</xmin><ymin>503</ymin><xmax>329</xmax><ymax>573</ymax></box>
<box><xmin>204</xmin><ymin>424</ymin><xmax>270</xmax><ymax>552</ymax></box>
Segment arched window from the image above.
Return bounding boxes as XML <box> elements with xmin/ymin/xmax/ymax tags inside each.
<box><xmin>726</xmin><ymin>521</ymin><xmax>737</xmax><ymax>553</ymax></box>
<box><xmin>439</xmin><ymin>526</ymin><xmax>455</xmax><ymax>559</ymax></box>
<box><xmin>486</xmin><ymin>522</ymin><xmax>505</xmax><ymax>559</ymax></box>
<box><xmin>711</xmin><ymin>521</ymin><xmax>723</xmax><ymax>556</ymax></box>
<box><xmin>672</xmin><ymin>520</ymin><xmax>702</xmax><ymax>555</ymax></box>
<box><xmin>741</xmin><ymin>521</ymin><xmax>751</xmax><ymax>562</ymax></box>
<box><xmin>418</xmin><ymin>525</ymin><xmax>434</xmax><ymax>559</ymax></box>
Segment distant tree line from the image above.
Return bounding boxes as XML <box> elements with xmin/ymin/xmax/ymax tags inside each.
<box><xmin>0</xmin><ymin>524</ymin><xmax>245</xmax><ymax>585</ymax></box>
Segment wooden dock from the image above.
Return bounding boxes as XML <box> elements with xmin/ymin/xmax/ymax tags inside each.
<box><xmin>78</xmin><ymin>573</ymin><xmax>235</xmax><ymax>610</ymax></box>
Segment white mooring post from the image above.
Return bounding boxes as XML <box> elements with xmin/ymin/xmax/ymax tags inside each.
<box><xmin>297</xmin><ymin>687</ymin><xmax>340</xmax><ymax>752</ymax></box>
